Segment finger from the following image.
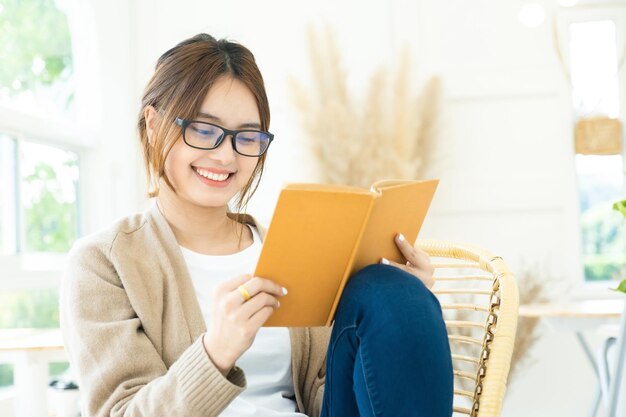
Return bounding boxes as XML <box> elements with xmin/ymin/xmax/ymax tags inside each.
<box><xmin>381</xmin><ymin>258</ymin><xmax>434</xmax><ymax>288</ymax></box>
<box><xmin>412</xmin><ymin>245</ymin><xmax>433</xmax><ymax>266</ymax></box>
<box><xmin>220</xmin><ymin>286</ymin><xmax>280</xmax><ymax>318</ymax></box>
<box><xmin>213</xmin><ymin>274</ymin><xmax>254</xmax><ymax>310</ymax></box>
<box><xmin>394</xmin><ymin>233</ymin><xmax>421</xmax><ymax>266</ymax></box>
<box><xmin>221</xmin><ymin>287</ymin><xmax>253</xmax><ymax>311</ymax></box>
<box><xmin>380</xmin><ymin>258</ymin><xmax>412</xmax><ymax>273</ymax></box>
<box><xmin>220</xmin><ymin>273</ymin><xmax>254</xmax><ymax>293</ymax></box>
<box><xmin>413</xmin><ymin>245</ymin><xmax>429</xmax><ymax>257</ymax></box>
<box><xmin>381</xmin><ymin>256</ymin><xmax>430</xmax><ymax>277</ymax></box>
<box><xmin>245</xmin><ymin>277</ymin><xmax>287</xmax><ymax>299</ymax></box>
<box><xmin>239</xmin><ymin>291</ymin><xmax>280</xmax><ymax>320</ymax></box>
<box><xmin>248</xmin><ymin>304</ymin><xmax>276</xmax><ymax>329</ymax></box>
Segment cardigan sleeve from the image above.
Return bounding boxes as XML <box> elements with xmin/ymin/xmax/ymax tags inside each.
<box><xmin>60</xmin><ymin>237</ymin><xmax>246</xmax><ymax>417</ymax></box>
<box><xmin>302</xmin><ymin>326</ymin><xmax>332</xmax><ymax>417</ymax></box>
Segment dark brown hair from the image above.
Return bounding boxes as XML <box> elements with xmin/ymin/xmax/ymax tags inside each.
<box><xmin>138</xmin><ymin>33</ymin><xmax>270</xmax><ymax>225</ymax></box>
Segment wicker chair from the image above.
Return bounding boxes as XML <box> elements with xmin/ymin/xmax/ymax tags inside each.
<box><xmin>416</xmin><ymin>240</ymin><xmax>519</xmax><ymax>417</ymax></box>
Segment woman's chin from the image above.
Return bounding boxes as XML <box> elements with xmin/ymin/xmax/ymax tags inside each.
<box><xmin>186</xmin><ymin>192</ymin><xmax>237</xmax><ymax>209</ymax></box>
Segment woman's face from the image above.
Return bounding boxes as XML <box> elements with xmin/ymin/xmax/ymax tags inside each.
<box><xmin>163</xmin><ymin>76</ymin><xmax>262</xmax><ymax>209</ymax></box>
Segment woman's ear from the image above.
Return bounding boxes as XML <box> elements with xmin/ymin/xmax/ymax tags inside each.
<box><xmin>144</xmin><ymin>105</ymin><xmax>160</xmax><ymax>146</ymax></box>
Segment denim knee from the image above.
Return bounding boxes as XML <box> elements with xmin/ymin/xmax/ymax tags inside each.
<box><xmin>337</xmin><ymin>263</ymin><xmax>442</xmax><ymax>325</ymax></box>
<box><xmin>347</xmin><ymin>263</ymin><xmax>431</xmax><ymax>298</ymax></box>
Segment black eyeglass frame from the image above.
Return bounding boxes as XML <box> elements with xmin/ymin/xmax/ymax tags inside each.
<box><xmin>175</xmin><ymin>117</ymin><xmax>274</xmax><ymax>157</ymax></box>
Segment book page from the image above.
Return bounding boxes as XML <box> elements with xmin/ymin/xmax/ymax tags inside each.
<box><xmin>370</xmin><ymin>178</ymin><xmax>417</xmax><ymax>190</ymax></box>
<box><xmin>285</xmin><ymin>182</ymin><xmax>372</xmax><ymax>194</ymax></box>
<box><xmin>255</xmin><ymin>188</ymin><xmax>375</xmax><ymax>327</ymax></box>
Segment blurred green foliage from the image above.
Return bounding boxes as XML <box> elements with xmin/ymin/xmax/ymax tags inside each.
<box><xmin>612</xmin><ymin>199</ymin><xmax>626</xmax><ymax>293</ymax></box>
<box><xmin>581</xmin><ymin>205</ymin><xmax>626</xmax><ymax>281</ymax></box>
<box><xmin>613</xmin><ymin>200</ymin><xmax>626</xmax><ymax>218</ymax></box>
<box><xmin>24</xmin><ymin>160</ymin><xmax>78</xmax><ymax>252</ymax></box>
<box><xmin>584</xmin><ymin>256</ymin><xmax>626</xmax><ymax>281</ymax></box>
<box><xmin>0</xmin><ymin>289</ymin><xmax>67</xmax><ymax>387</ymax></box>
<box><xmin>0</xmin><ymin>289</ymin><xmax>59</xmax><ymax>329</ymax></box>
<box><xmin>0</xmin><ymin>0</ymin><xmax>73</xmax><ymax>96</ymax></box>
<box><xmin>613</xmin><ymin>279</ymin><xmax>626</xmax><ymax>294</ymax></box>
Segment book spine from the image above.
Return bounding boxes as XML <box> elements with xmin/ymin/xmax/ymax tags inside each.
<box><xmin>324</xmin><ymin>195</ymin><xmax>377</xmax><ymax>326</ymax></box>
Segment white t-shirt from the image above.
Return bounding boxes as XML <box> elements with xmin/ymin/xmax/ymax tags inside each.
<box><xmin>180</xmin><ymin>225</ymin><xmax>307</xmax><ymax>417</ymax></box>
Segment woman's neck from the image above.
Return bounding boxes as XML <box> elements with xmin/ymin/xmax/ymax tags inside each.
<box><xmin>156</xmin><ymin>189</ymin><xmax>250</xmax><ymax>255</ymax></box>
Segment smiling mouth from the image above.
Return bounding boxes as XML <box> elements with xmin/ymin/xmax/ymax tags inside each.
<box><xmin>192</xmin><ymin>166</ymin><xmax>235</xmax><ymax>182</ymax></box>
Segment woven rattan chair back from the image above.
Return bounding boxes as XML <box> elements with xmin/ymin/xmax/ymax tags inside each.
<box><xmin>416</xmin><ymin>240</ymin><xmax>519</xmax><ymax>417</ymax></box>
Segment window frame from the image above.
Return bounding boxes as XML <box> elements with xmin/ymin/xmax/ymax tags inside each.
<box><xmin>0</xmin><ymin>0</ymin><xmax>99</xmax><ymax>291</ymax></box>
<box><xmin>0</xmin><ymin>111</ymin><xmax>88</xmax><ymax>290</ymax></box>
<box><xmin>555</xmin><ymin>5</ymin><xmax>626</xmax><ymax>298</ymax></box>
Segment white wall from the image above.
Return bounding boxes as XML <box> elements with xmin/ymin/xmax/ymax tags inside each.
<box><xmin>74</xmin><ymin>0</ymin><xmax>145</xmax><ymax>235</ymax></box>
<box><xmin>84</xmin><ymin>0</ymin><xmax>626</xmax><ymax>415</ymax></box>
<box><xmin>409</xmin><ymin>2</ymin><xmax>600</xmax><ymax>416</ymax></box>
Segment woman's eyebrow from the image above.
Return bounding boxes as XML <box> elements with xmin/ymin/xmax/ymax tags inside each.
<box><xmin>198</xmin><ymin>112</ymin><xmax>262</xmax><ymax>129</ymax></box>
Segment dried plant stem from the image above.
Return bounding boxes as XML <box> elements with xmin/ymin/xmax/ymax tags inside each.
<box><xmin>290</xmin><ymin>25</ymin><xmax>442</xmax><ymax>187</ymax></box>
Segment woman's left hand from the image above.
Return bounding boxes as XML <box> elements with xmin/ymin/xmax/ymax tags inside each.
<box><xmin>379</xmin><ymin>233</ymin><xmax>435</xmax><ymax>290</ymax></box>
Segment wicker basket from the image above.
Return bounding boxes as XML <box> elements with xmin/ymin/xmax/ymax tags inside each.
<box><xmin>574</xmin><ymin>117</ymin><xmax>622</xmax><ymax>155</ymax></box>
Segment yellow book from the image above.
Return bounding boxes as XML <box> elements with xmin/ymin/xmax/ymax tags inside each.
<box><xmin>254</xmin><ymin>178</ymin><xmax>439</xmax><ymax>327</ymax></box>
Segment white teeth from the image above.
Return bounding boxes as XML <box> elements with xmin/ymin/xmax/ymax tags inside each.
<box><xmin>195</xmin><ymin>168</ymin><xmax>230</xmax><ymax>181</ymax></box>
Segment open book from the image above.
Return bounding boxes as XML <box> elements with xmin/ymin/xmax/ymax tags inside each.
<box><xmin>254</xmin><ymin>178</ymin><xmax>439</xmax><ymax>327</ymax></box>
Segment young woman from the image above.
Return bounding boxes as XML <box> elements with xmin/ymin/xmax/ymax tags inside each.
<box><xmin>60</xmin><ymin>33</ymin><xmax>453</xmax><ymax>417</ymax></box>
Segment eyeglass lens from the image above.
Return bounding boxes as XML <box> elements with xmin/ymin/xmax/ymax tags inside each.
<box><xmin>185</xmin><ymin>122</ymin><xmax>270</xmax><ymax>156</ymax></box>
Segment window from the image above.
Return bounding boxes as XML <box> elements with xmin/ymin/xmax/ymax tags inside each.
<box><xmin>0</xmin><ymin>0</ymin><xmax>79</xmax><ymax>389</ymax></box>
<box><xmin>1</xmin><ymin>136</ymin><xmax>80</xmax><ymax>255</ymax></box>
<box><xmin>0</xmin><ymin>134</ymin><xmax>17</xmax><ymax>255</ymax></box>
<box><xmin>576</xmin><ymin>154</ymin><xmax>625</xmax><ymax>281</ymax></box>
<box><xmin>568</xmin><ymin>18</ymin><xmax>626</xmax><ymax>282</ymax></box>
<box><xmin>0</xmin><ymin>0</ymin><xmax>75</xmax><ymax>119</ymax></box>
<box><xmin>19</xmin><ymin>140</ymin><xmax>79</xmax><ymax>253</ymax></box>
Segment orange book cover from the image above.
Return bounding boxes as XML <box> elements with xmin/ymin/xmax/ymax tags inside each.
<box><xmin>255</xmin><ymin>178</ymin><xmax>439</xmax><ymax>327</ymax></box>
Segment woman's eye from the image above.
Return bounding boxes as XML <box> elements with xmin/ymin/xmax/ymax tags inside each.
<box><xmin>237</xmin><ymin>134</ymin><xmax>259</xmax><ymax>143</ymax></box>
<box><xmin>193</xmin><ymin>127</ymin><xmax>215</xmax><ymax>136</ymax></box>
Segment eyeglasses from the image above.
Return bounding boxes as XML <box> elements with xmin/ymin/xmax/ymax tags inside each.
<box><xmin>175</xmin><ymin>117</ymin><xmax>274</xmax><ymax>157</ymax></box>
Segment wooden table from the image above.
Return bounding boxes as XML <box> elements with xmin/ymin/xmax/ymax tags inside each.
<box><xmin>519</xmin><ymin>299</ymin><xmax>625</xmax><ymax>417</ymax></box>
<box><xmin>0</xmin><ymin>328</ymin><xmax>67</xmax><ymax>417</ymax></box>
<box><xmin>519</xmin><ymin>299</ymin><xmax>623</xmax><ymax>320</ymax></box>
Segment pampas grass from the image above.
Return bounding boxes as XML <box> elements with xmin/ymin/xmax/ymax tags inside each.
<box><xmin>290</xmin><ymin>26</ymin><xmax>441</xmax><ymax>187</ymax></box>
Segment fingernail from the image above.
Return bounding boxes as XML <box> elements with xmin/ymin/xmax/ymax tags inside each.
<box><xmin>282</xmin><ymin>287</ymin><xmax>288</xmax><ymax>295</ymax></box>
<box><xmin>398</xmin><ymin>233</ymin><xmax>405</xmax><ymax>242</ymax></box>
<box><xmin>277</xmin><ymin>301</ymin><xmax>281</xmax><ymax>307</ymax></box>
<box><xmin>381</xmin><ymin>257</ymin><xmax>390</xmax><ymax>265</ymax></box>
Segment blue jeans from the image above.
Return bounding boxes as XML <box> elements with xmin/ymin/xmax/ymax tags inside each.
<box><xmin>320</xmin><ymin>264</ymin><xmax>454</xmax><ymax>417</ymax></box>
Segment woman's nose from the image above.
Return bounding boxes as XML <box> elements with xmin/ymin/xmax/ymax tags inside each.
<box><xmin>209</xmin><ymin>134</ymin><xmax>237</xmax><ymax>162</ymax></box>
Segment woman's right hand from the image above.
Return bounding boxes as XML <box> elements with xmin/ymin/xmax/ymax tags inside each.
<box><xmin>202</xmin><ymin>273</ymin><xmax>287</xmax><ymax>376</ymax></box>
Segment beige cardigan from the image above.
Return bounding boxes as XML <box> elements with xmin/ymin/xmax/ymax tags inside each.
<box><xmin>60</xmin><ymin>203</ymin><xmax>332</xmax><ymax>417</ymax></box>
